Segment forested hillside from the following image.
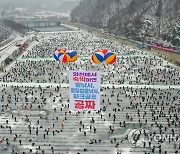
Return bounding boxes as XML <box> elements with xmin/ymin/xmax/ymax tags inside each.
<box><xmin>71</xmin><ymin>0</ymin><xmax>180</xmax><ymax>47</ymax></box>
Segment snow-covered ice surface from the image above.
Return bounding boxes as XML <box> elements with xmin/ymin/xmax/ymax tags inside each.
<box><xmin>0</xmin><ymin>29</ymin><xmax>179</xmax><ymax>154</ymax></box>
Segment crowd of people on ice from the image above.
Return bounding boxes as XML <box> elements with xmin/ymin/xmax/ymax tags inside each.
<box><xmin>0</xmin><ymin>31</ymin><xmax>179</xmax><ymax>154</ymax></box>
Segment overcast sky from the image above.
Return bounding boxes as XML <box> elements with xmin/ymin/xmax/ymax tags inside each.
<box><xmin>0</xmin><ymin>0</ymin><xmax>80</xmax><ymax>11</ymax></box>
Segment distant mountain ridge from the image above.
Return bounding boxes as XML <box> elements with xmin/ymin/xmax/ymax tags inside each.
<box><xmin>58</xmin><ymin>1</ymin><xmax>80</xmax><ymax>12</ymax></box>
<box><xmin>71</xmin><ymin>0</ymin><xmax>180</xmax><ymax>47</ymax></box>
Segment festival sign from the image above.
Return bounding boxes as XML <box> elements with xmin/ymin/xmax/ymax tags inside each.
<box><xmin>69</xmin><ymin>70</ymin><xmax>101</xmax><ymax>111</ymax></box>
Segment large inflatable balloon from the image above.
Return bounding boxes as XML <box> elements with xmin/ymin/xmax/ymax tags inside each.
<box><xmin>58</xmin><ymin>48</ymin><xmax>66</xmax><ymax>53</ymax></box>
<box><xmin>91</xmin><ymin>51</ymin><xmax>104</xmax><ymax>64</ymax></box>
<box><xmin>54</xmin><ymin>48</ymin><xmax>65</xmax><ymax>61</ymax></box>
<box><xmin>54</xmin><ymin>50</ymin><xmax>61</xmax><ymax>61</ymax></box>
<box><xmin>104</xmin><ymin>51</ymin><xmax>116</xmax><ymax>64</ymax></box>
<box><xmin>91</xmin><ymin>49</ymin><xmax>116</xmax><ymax>64</ymax></box>
<box><xmin>100</xmin><ymin>49</ymin><xmax>108</xmax><ymax>55</ymax></box>
<box><xmin>59</xmin><ymin>52</ymin><xmax>71</xmax><ymax>63</ymax></box>
<box><xmin>54</xmin><ymin>48</ymin><xmax>78</xmax><ymax>63</ymax></box>
<box><xmin>67</xmin><ymin>50</ymin><xmax>78</xmax><ymax>62</ymax></box>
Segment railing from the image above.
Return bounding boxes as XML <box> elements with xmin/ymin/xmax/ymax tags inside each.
<box><xmin>150</xmin><ymin>44</ymin><xmax>175</xmax><ymax>52</ymax></box>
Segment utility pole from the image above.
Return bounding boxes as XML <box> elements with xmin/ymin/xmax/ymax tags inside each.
<box><xmin>156</xmin><ymin>0</ymin><xmax>163</xmax><ymax>39</ymax></box>
<box><xmin>116</xmin><ymin>0</ymin><xmax>120</xmax><ymax>35</ymax></box>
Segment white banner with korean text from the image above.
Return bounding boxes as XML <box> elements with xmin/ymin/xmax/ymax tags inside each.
<box><xmin>69</xmin><ymin>70</ymin><xmax>101</xmax><ymax>111</ymax></box>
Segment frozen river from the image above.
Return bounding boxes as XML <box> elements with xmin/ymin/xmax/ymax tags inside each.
<box><xmin>0</xmin><ymin>28</ymin><xmax>179</xmax><ymax>154</ymax></box>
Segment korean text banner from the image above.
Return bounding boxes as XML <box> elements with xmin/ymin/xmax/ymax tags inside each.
<box><xmin>69</xmin><ymin>70</ymin><xmax>101</xmax><ymax>111</ymax></box>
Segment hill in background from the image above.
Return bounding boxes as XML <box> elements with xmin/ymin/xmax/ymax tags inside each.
<box><xmin>71</xmin><ymin>0</ymin><xmax>180</xmax><ymax>47</ymax></box>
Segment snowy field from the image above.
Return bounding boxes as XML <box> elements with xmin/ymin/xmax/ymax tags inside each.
<box><xmin>0</xmin><ymin>30</ymin><xmax>179</xmax><ymax>154</ymax></box>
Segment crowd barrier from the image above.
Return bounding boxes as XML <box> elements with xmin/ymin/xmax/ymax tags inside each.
<box><xmin>150</xmin><ymin>44</ymin><xmax>175</xmax><ymax>52</ymax></box>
